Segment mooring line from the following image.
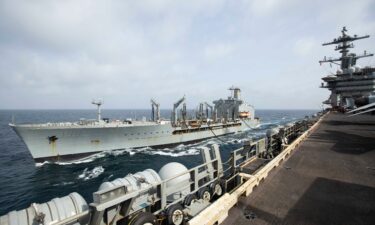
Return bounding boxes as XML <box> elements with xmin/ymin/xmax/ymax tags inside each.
<box><xmin>240</xmin><ymin>118</ymin><xmax>254</xmax><ymax>130</ymax></box>
<box><xmin>207</xmin><ymin>124</ymin><xmax>226</xmax><ymax>143</ymax></box>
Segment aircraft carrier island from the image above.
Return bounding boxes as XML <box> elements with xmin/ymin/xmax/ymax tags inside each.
<box><xmin>1</xmin><ymin>27</ymin><xmax>374</xmax><ymax>225</ymax></box>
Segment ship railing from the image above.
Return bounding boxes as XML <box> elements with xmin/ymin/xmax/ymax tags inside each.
<box><xmin>220</xmin><ymin>113</ymin><xmax>323</xmax><ymax>197</ymax></box>
<box><xmin>19</xmin><ymin>120</ymin><xmax>154</xmax><ymax>128</ymax></box>
<box><xmin>87</xmin><ymin>145</ymin><xmax>223</xmax><ymax>225</ymax></box>
<box><xmin>19</xmin><ymin>122</ymin><xmax>79</xmax><ymax>127</ymax></box>
<box><xmin>216</xmin><ymin>138</ymin><xmax>264</xmax><ymax>190</ymax></box>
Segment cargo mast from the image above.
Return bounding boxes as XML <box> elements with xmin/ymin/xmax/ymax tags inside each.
<box><xmin>151</xmin><ymin>99</ymin><xmax>160</xmax><ymax>122</ymax></box>
<box><xmin>92</xmin><ymin>99</ymin><xmax>103</xmax><ymax>122</ymax></box>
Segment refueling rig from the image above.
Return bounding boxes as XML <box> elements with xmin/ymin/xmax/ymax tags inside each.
<box><xmin>169</xmin><ymin>86</ymin><xmax>256</xmax><ymax>128</ymax></box>
<box><xmin>0</xmin><ymin>113</ymin><xmax>324</xmax><ymax>225</ymax></box>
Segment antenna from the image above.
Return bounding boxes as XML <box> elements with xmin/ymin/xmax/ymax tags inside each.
<box><xmin>92</xmin><ymin>99</ymin><xmax>103</xmax><ymax>122</ymax></box>
<box><xmin>319</xmin><ymin>26</ymin><xmax>373</xmax><ymax>70</ymax></box>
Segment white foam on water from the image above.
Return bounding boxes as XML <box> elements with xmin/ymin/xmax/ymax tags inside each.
<box><xmin>206</xmin><ymin>140</ymin><xmax>219</xmax><ymax>145</ymax></box>
<box><xmin>52</xmin><ymin>181</ymin><xmax>74</xmax><ymax>187</ymax></box>
<box><xmin>175</xmin><ymin>143</ymin><xmax>186</xmax><ymax>148</ymax></box>
<box><xmin>121</xmin><ymin>145</ymin><xmax>200</xmax><ymax>157</ymax></box>
<box><xmin>110</xmin><ymin>149</ymin><xmax>128</xmax><ymax>156</ymax></box>
<box><xmin>35</xmin><ymin>161</ymin><xmax>51</xmax><ymax>167</ymax></box>
<box><xmin>127</xmin><ymin>150</ymin><xmax>136</xmax><ymax>156</ymax></box>
<box><xmin>77</xmin><ymin>166</ymin><xmax>105</xmax><ymax>181</ymax></box>
<box><xmin>122</xmin><ymin>146</ymin><xmax>151</xmax><ymax>156</ymax></box>
<box><xmin>52</xmin><ymin>149</ymin><xmax>130</xmax><ymax>166</ymax></box>
<box><xmin>56</xmin><ymin>157</ymin><xmax>95</xmax><ymax>165</ymax></box>
<box><xmin>232</xmin><ymin>139</ymin><xmax>243</xmax><ymax>144</ymax></box>
<box><xmin>53</xmin><ymin>151</ymin><xmax>108</xmax><ymax>166</ymax></box>
<box><xmin>149</xmin><ymin>148</ymin><xmax>200</xmax><ymax>157</ymax></box>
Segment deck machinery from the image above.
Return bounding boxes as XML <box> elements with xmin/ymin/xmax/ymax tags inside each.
<box><xmin>172</xmin><ymin>86</ymin><xmax>254</xmax><ymax>127</ymax></box>
<box><xmin>319</xmin><ymin>27</ymin><xmax>375</xmax><ymax>110</ymax></box>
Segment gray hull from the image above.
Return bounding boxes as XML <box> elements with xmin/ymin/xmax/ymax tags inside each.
<box><xmin>11</xmin><ymin>119</ymin><xmax>259</xmax><ymax>162</ymax></box>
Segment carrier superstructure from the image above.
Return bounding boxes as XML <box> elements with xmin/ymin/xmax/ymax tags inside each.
<box><xmin>319</xmin><ymin>27</ymin><xmax>375</xmax><ymax>111</ymax></box>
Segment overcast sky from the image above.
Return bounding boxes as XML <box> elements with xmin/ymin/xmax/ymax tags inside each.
<box><xmin>0</xmin><ymin>0</ymin><xmax>374</xmax><ymax>110</ymax></box>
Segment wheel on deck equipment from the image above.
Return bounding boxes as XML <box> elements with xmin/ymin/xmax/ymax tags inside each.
<box><xmin>184</xmin><ymin>193</ymin><xmax>197</xmax><ymax>206</ymax></box>
<box><xmin>210</xmin><ymin>181</ymin><xmax>223</xmax><ymax>197</ymax></box>
<box><xmin>128</xmin><ymin>212</ymin><xmax>157</xmax><ymax>225</ymax></box>
<box><xmin>167</xmin><ymin>204</ymin><xmax>185</xmax><ymax>225</ymax></box>
<box><xmin>197</xmin><ymin>186</ymin><xmax>211</xmax><ymax>202</ymax></box>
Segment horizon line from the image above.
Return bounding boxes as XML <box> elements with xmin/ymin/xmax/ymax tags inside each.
<box><xmin>0</xmin><ymin>108</ymin><xmax>321</xmax><ymax>111</ymax></box>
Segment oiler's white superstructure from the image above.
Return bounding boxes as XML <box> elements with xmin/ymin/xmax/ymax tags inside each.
<box><xmin>10</xmin><ymin>87</ymin><xmax>259</xmax><ymax>162</ymax></box>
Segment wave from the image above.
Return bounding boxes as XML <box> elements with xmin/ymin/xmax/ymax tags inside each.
<box><xmin>35</xmin><ymin>161</ymin><xmax>51</xmax><ymax>167</ymax></box>
<box><xmin>35</xmin><ymin>149</ymin><xmax>129</xmax><ymax>167</ymax></box>
<box><xmin>228</xmin><ymin>139</ymin><xmax>243</xmax><ymax>144</ymax></box>
<box><xmin>77</xmin><ymin>166</ymin><xmax>105</xmax><ymax>181</ymax></box>
<box><xmin>149</xmin><ymin>148</ymin><xmax>200</xmax><ymax>157</ymax></box>
<box><xmin>52</xmin><ymin>181</ymin><xmax>74</xmax><ymax>187</ymax></box>
<box><xmin>122</xmin><ymin>146</ymin><xmax>200</xmax><ymax>157</ymax></box>
<box><xmin>57</xmin><ymin>156</ymin><xmax>100</xmax><ymax>165</ymax></box>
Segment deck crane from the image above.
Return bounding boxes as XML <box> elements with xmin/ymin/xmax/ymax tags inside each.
<box><xmin>205</xmin><ymin>102</ymin><xmax>213</xmax><ymax>120</ymax></box>
<box><xmin>172</xmin><ymin>96</ymin><xmax>185</xmax><ymax>126</ymax></box>
<box><xmin>151</xmin><ymin>99</ymin><xmax>160</xmax><ymax>122</ymax></box>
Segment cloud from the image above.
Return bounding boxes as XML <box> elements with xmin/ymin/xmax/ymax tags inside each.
<box><xmin>204</xmin><ymin>43</ymin><xmax>235</xmax><ymax>61</ymax></box>
<box><xmin>293</xmin><ymin>38</ymin><xmax>316</xmax><ymax>56</ymax></box>
<box><xmin>0</xmin><ymin>0</ymin><xmax>374</xmax><ymax>109</ymax></box>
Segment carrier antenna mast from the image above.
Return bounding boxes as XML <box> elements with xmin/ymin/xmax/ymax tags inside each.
<box><xmin>319</xmin><ymin>26</ymin><xmax>373</xmax><ymax>70</ymax></box>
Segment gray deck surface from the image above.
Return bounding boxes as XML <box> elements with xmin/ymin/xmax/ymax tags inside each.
<box><xmin>222</xmin><ymin>113</ymin><xmax>375</xmax><ymax>225</ymax></box>
<box><xmin>241</xmin><ymin>158</ymin><xmax>269</xmax><ymax>174</ymax></box>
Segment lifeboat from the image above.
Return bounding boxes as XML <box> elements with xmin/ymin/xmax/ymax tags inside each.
<box><xmin>239</xmin><ymin>111</ymin><xmax>250</xmax><ymax>118</ymax></box>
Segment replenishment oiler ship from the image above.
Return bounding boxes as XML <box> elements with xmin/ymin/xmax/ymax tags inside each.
<box><xmin>10</xmin><ymin>87</ymin><xmax>259</xmax><ymax>162</ymax></box>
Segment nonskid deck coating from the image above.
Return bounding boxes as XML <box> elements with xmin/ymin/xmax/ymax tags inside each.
<box><xmin>221</xmin><ymin>112</ymin><xmax>375</xmax><ymax>225</ymax></box>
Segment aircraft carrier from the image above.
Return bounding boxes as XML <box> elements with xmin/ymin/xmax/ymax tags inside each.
<box><xmin>10</xmin><ymin>87</ymin><xmax>259</xmax><ymax>162</ymax></box>
<box><xmin>1</xmin><ymin>27</ymin><xmax>374</xmax><ymax>225</ymax></box>
<box><xmin>218</xmin><ymin>26</ymin><xmax>375</xmax><ymax>225</ymax></box>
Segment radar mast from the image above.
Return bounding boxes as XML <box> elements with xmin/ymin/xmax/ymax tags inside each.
<box><xmin>319</xmin><ymin>26</ymin><xmax>373</xmax><ymax>70</ymax></box>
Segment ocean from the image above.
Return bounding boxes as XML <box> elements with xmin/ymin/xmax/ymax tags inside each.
<box><xmin>0</xmin><ymin>109</ymin><xmax>318</xmax><ymax>215</ymax></box>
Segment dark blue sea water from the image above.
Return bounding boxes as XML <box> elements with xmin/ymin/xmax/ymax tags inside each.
<box><xmin>0</xmin><ymin>109</ymin><xmax>317</xmax><ymax>215</ymax></box>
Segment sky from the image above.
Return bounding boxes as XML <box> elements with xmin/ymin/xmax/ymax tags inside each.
<box><xmin>0</xmin><ymin>0</ymin><xmax>374</xmax><ymax>110</ymax></box>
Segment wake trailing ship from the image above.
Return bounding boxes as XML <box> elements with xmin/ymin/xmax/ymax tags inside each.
<box><xmin>10</xmin><ymin>87</ymin><xmax>259</xmax><ymax>162</ymax></box>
